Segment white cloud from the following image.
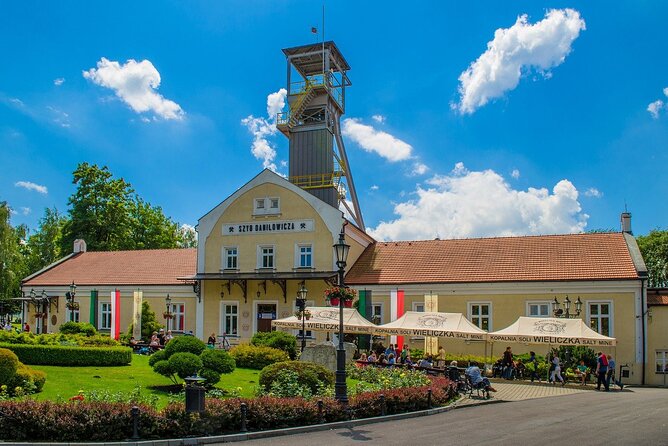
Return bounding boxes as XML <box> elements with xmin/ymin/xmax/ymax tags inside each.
<box><xmin>9</xmin><ymin>98</ymin><xmax>24</xmax><ymax>107</ymax></box>
<box><xmin>411</xmin><ymin>162</ymin><xmax>428</xmax><ymax>176</ymax></box>
<box><xmin>15</xmin><ymin>181</ymin><xmax>48</xmax><ymax>194</ymax></box>
<box><xmin>241</xmin><ymin>88</ymin><xmax>287</xmax><ymax>172</ymax></box>
<box><xmin>647</xmin><ymin>99</ymin><xmax>664</xmax><ymax>119</ymax></box>
<box><xmin>584</xmin><ymin>187</ymin><xmax>602</xmax><ymax>198</ymax></box>
<box><xmin>368</xmin><ymin>163</ymin><xmax>587</xmax><ymax>240</ymax></box>
<box><xmin>54</xmin><ymin>78</ymin><xmax>65</xmax><ymax>86</ymax></box>
<box><xmin>83</xmin><ymin>58</ymin><xmax>184</xmax><ymax>120</ymax></box>
<box><xmin>455</xmin><ymin>9</ymin><xmax>586</xmax><ymax>114</ymax></box>
<box><xmin>20</xmin><ymin>207</ymin><xmax>31</xmax><ymax>215</ymax></box>
<box><xmin>342</xmin><ymin>118</ymin><xmax>413</xmax><ymax>162</ymax></box>
<box><xmin>664</xmin><ymin>87</ymin><xmax>668</xmax><ymax>97</ymax></box>
<box><xmin>511</xmin><ymin>169</ymin><xmax>520</xmax><ymax>179</ymax></box>
<box><xmin>370</xmin><ymin>185</ymin><xmax>379</xmax><ymax>191</ymax></box>
<box><xmin>372</xmin><ymin>114</ymin><xmax>386</xmax><ymax>124</ymax></box>
<box><xmin>46</xmin><ymin>106</ymin><xmax>70</xmax><ymax>128</ymax></box>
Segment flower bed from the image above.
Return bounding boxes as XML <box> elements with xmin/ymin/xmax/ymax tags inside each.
<box><xmin>0</xmin><ymin>376</ymin><xmax>456</xmax><ymax>441</ymax></box>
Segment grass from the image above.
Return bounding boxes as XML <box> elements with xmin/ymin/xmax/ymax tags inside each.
<box><xmin>30</xmin><ymin>354</ymin><xmax>261</xmax><ymax>408</ymax></box>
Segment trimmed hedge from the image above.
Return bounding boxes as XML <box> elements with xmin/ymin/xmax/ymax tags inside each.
<box><xmin>229</xmin><ymin>344</ymin><xmax>289</xmax><ymax>370</ymax></box>
<box><xmin>259</xmin><ymin>361</ymin><xmax>333</xmax><ymax>394</ymax></box>
<box><xmin>0</xmin><ymin>377</ymin><xmax>456</xmax><ymax>441</ymax></box>
<box><xmin>251</xmin><ymin>331</ymin><xmax>297</xmax><ymax>360</ymax></box>
<box><xmin>0</xmin><ymin>343</ymin><xmax>132</xmax><ymax>366</ymax></box>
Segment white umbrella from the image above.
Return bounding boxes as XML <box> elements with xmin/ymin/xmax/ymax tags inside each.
<box><xmin>271</xmin><ymin>306</ymin><xmax>377</xmax><ymax>334</ymax></box>
<box><xmin>374</xmin><ymin>311</ymin><xmax>487</xmax><ymax>341</ymax></box>
<box><xmin>488</xmin><ymin>317</ymin><xmax>616</xmax><ymax>347</ymax></box>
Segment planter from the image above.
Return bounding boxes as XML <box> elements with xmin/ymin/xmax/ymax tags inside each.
<box><xmin>329</xmin><ymin>297</ymin><xmax>340</xmax><ymax>307</ymax></box>
<box><xmin>343</xmin><ymin>299</ymin><xmax>353</xmax><ymax>308</ymax></box>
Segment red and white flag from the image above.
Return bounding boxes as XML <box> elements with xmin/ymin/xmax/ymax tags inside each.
<box><xmin>390</xmin><ymin>289</ymin><xmax>405</xmax><ymax>350</ymax></box>
<box><xmin>110</xmin><ymin>289</ymin><xmax>121</xmax><ymax>340</ymax></box>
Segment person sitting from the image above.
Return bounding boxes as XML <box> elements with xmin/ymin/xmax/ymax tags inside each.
<box><xmin>465</xmin><ymin>361</ymin><xmax>497</xmax><ymax>392</ymax></box>
<box><xmin>149</xmin><ymin>332</ymin><xmax>161</xmax><ymax>351</ymax></box>
<box><xmin>207</xmin><ymin>332</ymin><xmax>216</xmax><ymax>347</ymax></box>
<box><xmin>403</xmin><ymin>354</ymin><xmax>415</xmax><ymax>366</ymax></box>
<box><xmin>514</xmin><ymin>360</ymin><xmax>526</xmax><ymax>379</ymax></box>
<box><xmin>367</xmin><ymin>351</ymin><xmax>378</xmax><ymax>363</ymax></box>
<box><xmin>129</xmin><ymin>336</ymin><xmax>139</xmax><ymax>347</ymax></box>
<box><xmin>385</xmin><ymin>344</ymin><xmax>395</xmax><ymax>358</ymax></box>
<box><xmin>575</xmin><ymin>360</ymin><xmax>588</xmax><ymax>385</ymax></box>
<box><xmin>387</xmin><ymin>353</ymin><xmax>396</xmax><ymax>365</ymax></box>
<box><xmin>418</xmin><ymin>355</ymin><xmax>433</xmax><ymax>368</ymax></box>
<box><xmin>164</xmin><ymin>330</ymin><xmax>174</xmax><ymax>344</ymax></box>
<box><xmin>378</xmin><ymin>353</ymin><xmax>388</xmax><ymax>365</ymax></box>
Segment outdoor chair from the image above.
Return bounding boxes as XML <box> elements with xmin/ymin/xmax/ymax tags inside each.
<box><xmin>465</xmin><ymin>374</ymin><xmax>490</xmax><ymax>399</ymax></box>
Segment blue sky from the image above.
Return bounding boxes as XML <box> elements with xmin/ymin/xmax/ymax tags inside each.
<box><xmin>2</xmin><ymin>1</ymin><xmax>667</xmax><ymax>241</ymax></box>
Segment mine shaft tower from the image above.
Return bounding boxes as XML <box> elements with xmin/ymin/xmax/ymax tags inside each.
<box><xmin>277</xmin><ymin>41</ymin><xmax>364</xmax><ymax>229</ymax></box>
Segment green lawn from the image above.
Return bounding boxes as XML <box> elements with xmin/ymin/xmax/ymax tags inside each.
<box><xmin>31</xmin><ymin>354</ymin><xmax>261</xmax><ymax>408</ymax></box>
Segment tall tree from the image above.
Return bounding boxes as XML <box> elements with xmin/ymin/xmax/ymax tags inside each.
<box><xmin>26</xmin><ymin>207</ymin><xmax>66</xmax><ymax>272</ymax></box>
<box><xmin>0</xmin><ymin>202</ymin><xmax>29</xmax><ymax>306</ymax></box>
<box><xmin>637</xmin><ymin>230</ymin><xmax>668</xmax><ymax>287</ymax></box>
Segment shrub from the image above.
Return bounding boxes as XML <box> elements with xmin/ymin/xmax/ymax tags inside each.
<box><xmin>0</xmin><ymin>343</ymin><xmax>132</xmax><ymax>366</ymax></box>
<box><xmin>200</xmin><ymin>349</ymin><xmax>236</xmax><ymax>374</ymax></box>
<box><xmin>230</xmin><ymin>344</ymin><xmax>289</xmax><ymax>370</ymax></box>
<box><xmin>0</xmin><ymin>348</ymin><xmax>19</xmax><ymax>384</ymax></box>
<box><xmin>0</xmin><ymin>331</ymin><xmax>119</xmax><ymax>347</ymax></box>
<box><xmin>10</xmin><ymin>364</ymin><xmax>47</xmax><ymax>393</ymax></box>
<box><xmin>168</xmin><ymin>353</ymin><xmax>203</xmax><ymax>380</ymax></box>
<box><xmin>259</xmin><ymin>361</ymin><xmax>333</xmax><ymax>395</ymax></box>
<box><xmin>164</xmin><ymin>336</ymin><xmax>206</xmax><ymax>357</ymax></box>
<box><xmin>153</xmin><ymin>360</ymin><xmax>173</xmax><ymax>378</ymax></box>
<box><xmin>199</xmin><ymin>368</ymin><xmax>222</xmax><ymax>386</ymax></box>
<box><xmin>59</xmin><ymin>322</ymin><xmax>97</xmax><ymax>336</ymax></box>
<box><xmin>251</xmin><ymin>331</ymin><xmax>297</xmax><ymax>360</ymax></box>
<box><xmin>148</xmin><ymin>349</ymin><xmax>167</xmax><ymax>367</ymax></box>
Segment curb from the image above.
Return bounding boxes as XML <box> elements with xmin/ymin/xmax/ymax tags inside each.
<box><xmin>1</xmin><ymin>397</ymin><xmax>507</xmax><ymax>446</ymax></box>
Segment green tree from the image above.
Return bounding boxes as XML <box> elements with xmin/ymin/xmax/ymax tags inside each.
<box><xmin>26</xmin><ymin>207</ymin><xmax>66</xmax><ymax>273</ymax></box>
<box><xmin>0</xmin><ymin>202</ymin><xmax>29</xmax><ymax>309</ymax></box>
<box><xmin>637</xmin><ymin>229</ymin><xmax>668</xmax><ymax>287</ymax></box>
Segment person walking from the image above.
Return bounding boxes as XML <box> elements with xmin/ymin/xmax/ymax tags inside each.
<box><xmin>502</xmin><ymin>347</ymin><xmax>514</xmax><ymax>379</ymax></box>
<box><xmin>528</xmin><ymin>351</ymin><xmax>540</xmax><ymax>382</ymax></box>
<box><xmin>550</xmin><ymin>355</ymin><xmax>565</xmax><ymax>385</ymax></box>
<box><xmin>596</xmin><ymin>351</ymin><xmax>610</xmax><ymax>391</ymax></box>
<box><xmin>606</xmin><ymin>354</ymin><xmax>620</xmax><ymax>389</ymax></box>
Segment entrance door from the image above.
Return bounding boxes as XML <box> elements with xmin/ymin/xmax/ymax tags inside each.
<box><xmin>257</xmin><ymin>304</ymin><xmax>276</xmax><ymax>332</ymax></box>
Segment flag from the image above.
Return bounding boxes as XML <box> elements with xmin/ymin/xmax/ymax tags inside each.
<box><xmin>311</xmin><ymin>27</ymin><xmax>317</xmax><ymax>34</ymax></box>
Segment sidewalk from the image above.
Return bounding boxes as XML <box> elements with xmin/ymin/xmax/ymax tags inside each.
<box><xmin>453</xmin><ymin>379</ymin><xmax>596</xmax><ymax>407</ymax></box>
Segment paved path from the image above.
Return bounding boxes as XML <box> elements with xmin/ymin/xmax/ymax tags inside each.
<box><xmin>454</xmin><ymin>379</ymin><xmax>594</xmax><ymax>407</ymax></box>
<box><xmin>234</xmin><ymin>385</ymin><xmax>668</xmax><ymax>446</ymax></box>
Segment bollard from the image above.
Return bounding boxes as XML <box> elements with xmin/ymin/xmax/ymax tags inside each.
<box><xmin>427</xmin><ymin>389</ymin><xmax>432</xmax><ymax>409</ymax></box>
<box><xmin>379</xmin><ymin>394</ymin><xmax>386</xmax><ymax>416</ymax></box>
<box><xmin>240</xmin><ymin>402</ymin><xmax>248</xmax><ymax>432</ymax></box>
<box><xmin>317</xmin><ymin>399</ymin><xmax>324</xmax><ymax>424</ymax></box>
<box><xmin>130</xmin><ymin>406</ymin><xmax>140</xmax><ymax>440</ymax></box>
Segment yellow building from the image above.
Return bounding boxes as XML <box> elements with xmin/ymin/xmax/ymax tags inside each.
<box><xmin>647</xmin><ymin>288</ymin><xmax>668</xmax><ymax>386</ymax></box>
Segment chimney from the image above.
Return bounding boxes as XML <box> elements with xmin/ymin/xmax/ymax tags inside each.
<box><xmin>73</xmin><ymin>239</ymin><xmax>87</xmax><ymax>253</ymax></box>
<box><xmin>620</xmin><ymin>212</ymin><xmax>632</xmax><ymax>234</ymax></box>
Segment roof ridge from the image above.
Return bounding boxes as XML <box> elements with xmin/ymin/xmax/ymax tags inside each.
<box><xmin>375</xmin><ymin>232</ymin><xmax>623</xmax><ymax>245</ymax></box>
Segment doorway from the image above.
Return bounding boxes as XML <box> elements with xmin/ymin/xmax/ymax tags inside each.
<box><xmin>256</xmin><ymin>303</ymin><xmax>277</xmax><ymax>332</ymax></box>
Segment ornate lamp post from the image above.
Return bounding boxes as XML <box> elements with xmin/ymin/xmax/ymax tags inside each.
<box><xmin>164</xmin><ymin>294</ymin><xmax>173</xmax><ymax>331</ymax></box>
<box><xmin>552</xmin><ymin>296</ymin><xmax>583</xmax><ymax>318</ymax></box>
<box><xmin>296</xmin><ymin>283</ymin><xmax>308</xmax><ymax>352</ymax></box>
<box><xmin>66</xmin><ymin>281</ymin><xmax>78</xmax><ymax>321</ymax></box>
<box><xmin>333</xmin><ymin>228</ymin><xmax>350</xmax><ymax>405</ymax></box>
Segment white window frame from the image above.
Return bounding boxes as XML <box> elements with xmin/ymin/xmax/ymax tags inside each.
<box><xmin>257</xmin><ymin>245</ymin><xmax>275</xmax><ymax>269</ymax></box>
<box><xmin>467</xmin><ymin>301</ymin><xmax>492</xmax><ymax>331</ymax></box>
<box><xmin>586</xmin><ymin>300</ymin><xmax>614</xmax><ymax>337</ymax></box>
<box><xmin>253</xmin><ymin>197</ymin><xmax>280</xmax><ymax>216</ymax></box>
<box><xmin>656</xmin><ymin>350</ymin><xmax>668</xmax><ymax>374</ymax></box>
<box><xmin>295</xmin><ymin>243</ymin><xmax>314</xmax><ymax>268</ymax></box>
<box><xmin>526</xmin><ymin>300</ymin><xmax>552</xmax><ymax>318</ymax></box>
<box><xmin>100</xmin><ymin>302</ymin><xmax>112</xmax><ymax>330</ymax></box>
<box><xmin>222</xmin><ymin>246</ymin><xmax>238</xmax><ymax>270</ymax></box>
<box><xmin>293</xmin><ymin>299</ymin><xmax>315</xmax><ymax>339</ymax></box>
<box><xmin>221</xmin><ymin>301</ymin><xmax>239</xmax><ymax>337</ymax></box>
<box><xmin>170</xmin><ymin>302</ymin><xmax>186</xmax><ymax>332</ymax></box>
<box><xmin>68</xmin><ymin>309</ymin><xmax>80</xmax><ymax>323</ymax></box>
<box><xmin>371</xmin><ymin>303</ymin><xmax>384</xmax><ymax>324</ymax></box>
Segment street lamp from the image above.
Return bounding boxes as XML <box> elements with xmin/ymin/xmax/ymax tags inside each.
<box><xmin>333</xmin><ymin>227</ymin><xmax>350</xmax><ymax>405</ymax></box>
<box><xmin>296</xmin><ymin>283</ymin><xmax>308</xmax><ymax>353</ymax></box>
<box><xmin>552</xmin><ymin>296</ymin><xmax>582</xmax><ymax>318</ymax></box>
<box><xmin>164</xmin><ymin>294</ymin><xmax>173</xmax><ymax>331</ymax></box>
<box><xmin>66</xmin><ymin>281</ymin><xmax>78</xmax><ymax>321</ymax></box>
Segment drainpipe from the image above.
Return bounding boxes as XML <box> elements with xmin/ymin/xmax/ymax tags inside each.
<box><xmin>641</xmin><ymin>277</ymin><xmax>646</xmax><ymax>385</ymax></box>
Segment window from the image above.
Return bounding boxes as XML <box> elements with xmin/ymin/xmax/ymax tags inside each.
<box><xmin>588</xmin><ymin>302</ymin><xmax>612</xmax><ymax>336</ymax></box>
<box><xmin>297</xmin><ymin>244</ymin><xmax>313</xmax><ymax>268</ymax></box>
<box><xmin>413</xmin><ymin>302</ymin><xmax>425</xmax><ymax>312</ymax></box>
<box><xmin>258</xmin><ymin>245</ymin><xmax>275</xmax><ymax>269</ymax></box>
<box><xmin>527</xmin><ymin>301</ymin><xmax>551</xmax><ymax>317</ymax></box>
<box><xmin>656</xmin><ymin>351</ymin><xmax>668</xmax><ymax>374</ymax></box>
<box><xmin>100</xmin><ymin>302</ymin><xmax>112</xmax><ymax>330</ymax></box>
<box><xmin>223</xmin><ymin>247</ymin><xmax>238</xmax><ymax>270</ymax></box>
<box><xmin>222</xmin><ymin>302</ymin><xmax>239</xmax><ymax>336</ymax></box>
<box><xmin>68</xmin><ymin>309</ymin><xmax>80</xmax><ymax>323</ymax></box>
<box><xmin>468</xmin><ymin>302</ymin><xmax>491</xmax><ymax>331</ymax></box>
<box><xmin>254</xmin><ymin>197</ymin><xmax>280</xmax><ymax>215</ymax></box>
<box><xmin>170</xmin><ymin>303</ymin><xmax>185</xmax><ymax>332</ymax></box>
<box><xmin>371</xmin><ymin>303</ymin><xmax>384</xmax><ymax>324</ymax></box>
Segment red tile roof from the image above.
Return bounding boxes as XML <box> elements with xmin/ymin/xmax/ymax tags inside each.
<box><xmin>648</xmin><ymin>289</ymin><xmax>668</xmax><ymax>306</ymax></box>
<box><xmin>22</xmin><ymin>249</ymin><xmax>197</xmax><ymax>287</ymax></box>
<box><xmin>345</xmin><ymin>233</ymin><xmax>640</xmax><ymax>285</ymax></box>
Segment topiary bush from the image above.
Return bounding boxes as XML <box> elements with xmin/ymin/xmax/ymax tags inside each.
<box><xmin>0</xmin><ymin>343</ymin><xmax>132</xmax><ymax>366</ymax></box>
<box><xmin>200</xmin><ymin>349</ymin><xmax>235</xmax><ymax>374</ymax></box>
<box><xmin>148</xmin><ymin>349</ymin><xmax>167</xmax><ymax>367</ymax></box>
<box><xmin>229</xmin><ymin>344</ymin><xmax>290</xmax><ymax>370</ymax></box>
<box><xmin>259</xmin><ymin>361</ymin><xmax>333</xmax><ymax>395</ymax></box>
<box><xmin>164</xmin><ymin>336</ymin><xmax>206</xmax><ymax>357</ymax></box>
<box><xmin>0</xmin><ymin>348</ymin><xmax>47</xmax><ymax>396</ymax></box>
<box><xmin>0</xmin><ymin>348</ymin><xmax>20</xmax><ymax>384</ymax></box>
<box><xmin>59</xmin><ymin>322</ymin><xmax>97</xmax><ymax>336</ymax></box>
<box><xmin>167</xmin><ymin>353</ymin><xmax>203</xmax><ymax>380</ymax></box>
<box><xmin>198</xmin><ymin>368</ymin><xmax>221</xmax><ymax>386</ymax></box>
<box><xmin>251</xmin><ymin>331</ymin><xmax>297</xmax><ymax>360</ymax></box>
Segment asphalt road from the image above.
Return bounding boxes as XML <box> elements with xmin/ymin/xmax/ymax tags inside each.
<box><xmin>236</xmin><ymin>388</ymin><xmax>668</xmax><ymax>446</ymax></box>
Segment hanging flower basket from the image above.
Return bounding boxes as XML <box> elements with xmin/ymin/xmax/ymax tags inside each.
<box><xmin>324</xmin><ymin>286</ymin><xmax>357</xmax><ymax>307</ymax></box>
<box><xmin>295</xmin><ymin>310</ymin><xmax>312</xmax><ymax>320</ymax></box>
<box><xmin>66</xmin><ymin>302</ymin><xmax>80</xmax><ymax>311</ymax></box>
<box><xmin>163</xmin><ymin>312</ymin><xmax>174</xmax><ymax>319</ymax></box>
